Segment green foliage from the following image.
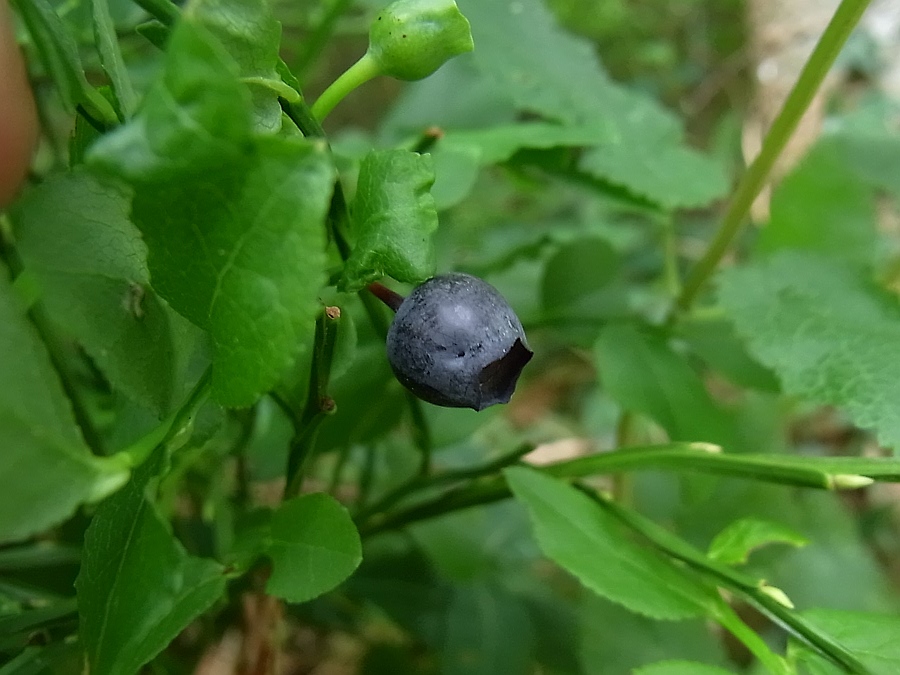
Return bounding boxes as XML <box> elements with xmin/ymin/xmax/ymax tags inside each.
<box><xmin>0</xmin><ymin>270</ymin><xmax>129</xmax><ymax>544</ymax></box>
<box><xmin>91</xmin><ymin>19</ymin><xmax>334</xmax><ymax>407</ymax></box>
<box><xmin>505</xmin><ymin>467</ymin><xmax>715</xmax><ymax>620</ymax></box>
<box><xmin>757</xmin><ymin>141</ymin><xmax>877</xmax><ymax>265</ymax></box>
<box><xmin>265</xmin><ymin>493</ymin><xmax>362</xmax><ymax>602</ymax></box>
<box><xmin>128</xmin><ymin>136</ymin><xmax>332</xmax><ymax>408</ymax></box>
<box><xmin>11</xmin><ymin>170</ymin><xmax>197</xmax><ymax>416</ymax></box>
<box><xmin>789</xmin><ymin>610</ymin><xmax>900</xmax><ymax>674</ymax></box>
<box><xmin>707</xmin><ymin>517</ymin><xmax>809</xmax><ymax>566</ymax></box>
<box><xmin>90</xmin><ymin>0</ymin><xmax>138</xmax><ymax>119</ymax></box>
<box><xmin>595</xmin><ymin>324</ymin><xmax>733</xmax><ymax>445</ymax></box>
<box><xmin>5</xmin><ymin>0</ymin><xmax>900</xmax><ymax>672</ymax></box>
<box><xmin>441</xmin><ymin>582</ymin><xmax>533</xmax><ymax>675</ymax></box>
<box><xmin>341</xmin><ymin>149</ymin><xmax>438</xmax><ymax>291</ymax></box>
<box><xmin>189</xmin><ymin>0</ymin><xmax>287</xmax><ymax>131</ymax></box>
<box><xmin>457</xmin><ymin>0</ymin><xmax>728</xmax><ymax>207</ymax></box>
<box><xmin>579</xmin><ymin>596</ymin><xmax>728</xmax><ymax>674</ymax></box>
<box><xmin>9</xmin><ymin>0</ymin><xmax>118</xmax><ymax>124</ymax></box>
<box><xmin>75</xmin><ymin>450</ymin><xmax>226</xmax><ymax>675</ymax></box>
<box><xmin>720</xmin><ymin>252</ymin><xmax>900</xmax><ymax>452</ymax></box>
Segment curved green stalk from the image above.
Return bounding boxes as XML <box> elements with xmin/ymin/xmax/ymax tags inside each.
<box><xmin>310</xmin><ymin>53</ymin><xmax>382</xmax><ymax>122</ymax></box>
<box><xmin>713</xmin><ymin>601</ymin><xmax>793</xmax><ymax>675</ymax></box>
<box><xmin>119</xmin><ymin>367</ymin><xmax>212</xmax><ymax>467</ymax></box>
<box><xmin>357</xmin><ymin>442</ymin><xmax>895</xmax><ymax>536</ymax></box>
<box><xmin>677</xmin><ymin>0</ymin><xmax>872</xmax><ymax>311</ymax></box>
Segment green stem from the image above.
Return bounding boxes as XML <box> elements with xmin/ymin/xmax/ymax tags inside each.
<box><xmin>328</xmin><ymin>442</ymin><xmax>354</xmax><ymax>494</ymax></box>
<box><xmin>283</xmin><ymin>308</ymin><xmax>341</xmax><ymax>499</ymax></box>
<box><xmin>310</xmin><ymin>52</ymin><xmax>381</xmax><ymax>122</ymax></box>
<box><xmin>661</xmin><ymin>215</ymin><xmax>681</xmax><ymax>298</ymax></box>
<box><xmin>408</xmin><ymin>395</ymin><xmax>433</xmax><ymax>476</ymax></box>
<box><xmin>356</xmin><ymin>442</ymin><xmax>533</xmax><ymax>520</ymax></box>
<box><xmin>282</xmin><ymin>89</ymin><xmax>435</xmax><ymax>490</ymax></box>
<box><xmin>131</xmin><ymin>0</ymin><xmax>178</xmax><ymax>25</ymax></box>
<box><xmin>711</xmin><ymin>600</ymin><xmax>792</xmax><ymax>675</ymax></box>
<box><xmin>357</xmin><ymin>445</ymin><xmax>377</xmax><ymax>510</ymax></box>
<box><xmin>676</xmin><ymin>0</ymin><xmax>871</xmax><ymax>311</ymax></box>
<box><xmin>594</xmin><ymin>493</ymin><xmax>867</xmax><ymax>674</ymax></box>
<box><xmin>119</xmin><ymin>367</ymin><xmax>212</xmax><ymax>467</ymax></box>
<box><xmin>358</xmin><ymin>442</ymin><xmax>884</xmax><ymax>536</ymax></box>
<box><xmin>281</xmin><ymin>98</ymin><xmax>327</xmax><ymax>139</ymax></box>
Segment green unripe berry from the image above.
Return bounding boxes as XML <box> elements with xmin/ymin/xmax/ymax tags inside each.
<box><xmin>367</xmin><ymin>0</ymin><xmax>474</xmax><ymax>81</ymax></box>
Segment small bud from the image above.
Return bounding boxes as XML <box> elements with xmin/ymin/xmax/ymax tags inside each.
<box><xmin>829</xmin><ymin>474</ymin><xmax>874</xmax><ymax>490</ymax></box>
<box><xmin>759</xmin><ymin>584</ymin><xmax>794</xmax><ymax>609</ymax></box>
<box><xmin>689</xmin><ymin>442</ymin><xmax>723</xmax><ymax>454</ymax></box>
<box><xmin>367</xmin><ymin>0</ymin><xmax>474</xmax><ymax>81</ymax></box>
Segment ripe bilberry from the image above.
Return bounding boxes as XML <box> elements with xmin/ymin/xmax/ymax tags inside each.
<box><xmin>383</xmin><ymin>273</ymin><xmax>532</xmax><ymax>411</ymax></box>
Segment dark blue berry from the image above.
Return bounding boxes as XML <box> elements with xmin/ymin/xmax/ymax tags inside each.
<box><xmin>385</xmin><ymin>273</ymin><xmax>532</xmax><ymax>410</ymax></box>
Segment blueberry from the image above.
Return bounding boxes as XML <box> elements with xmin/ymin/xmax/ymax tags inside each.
<box><xmin>385</xmin><ymin>273</ymin><xmax>533</xmax><ymax>411</ymax></box>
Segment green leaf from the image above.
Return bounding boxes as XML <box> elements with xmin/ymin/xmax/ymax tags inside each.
<box><xmin>265</xmin><ymin>493</ymin><xmax>362</xmax><ymax>603</ymax></box>
<box><xmin>429</xmin><ymin>122</ymin><xmax>623</xmax><ymax>209</ymax></box>
<box><xmin>594</xmin><ymin>324</ymin><xmax>734</xmax><ymax>445</ymax></box>
<box><xmin>457</xmin><ymin>0</ymin><xmax>666</xmax><ymax>129</ymax></box>
<box><xmin>707</xmin><ymin>517</ymin><xmax>808</xmax><ymax>565</ymax></box>
<box><xmin>757</xmin><ymin>141</ymin><xmax>877</xmax><ymax>265</ymax></box>
<box><xmin>189</xmin><ymin>0</ymin><xmax>285</xmax><ymax>132</ymax></box>
<box><xmin>90</xmin><ymin>0</ymin><xmax>138</xmax><ymax>119</ymax></box>
<box><xmin>677</xmin><ymin>318</ymin><xmax>779</xmax><ymax>393</ymax></box>
<box><xmin>456</xmin><ymin>0</ymin><xmax>727</xmax><ymax>208</ymax></box>
<box><xmin>828</xmin><ymin>98</ymin><xmax>900</xmax><ymax>199</ymax></box>
<box><xmin>719</xmin><ymin>252</ymin><xmax>900</xmax><ymax>452</ymax></box>
<box><xmin>430</xmin><ymin>145</ymin><xmax>481</xmax><ymax>210</ymax></box>
<box><xmin>76</xmin><ymin>451</ymin><xmax>226</xmax><ymax>675</ymax></box>
<box><xmin>341</xmin><ymin>149</ymin><xmax>438</xmax><ymax>292</ymax></box>
<box><xmin>541</xmin><ymin>237</ymin><xmax>621</xmax><ymax>314</ymax></box>
<box><xmin>440</xmin><ymin>583</ymin><xmax>533</xmax><ymax>675</ymax></box>
<box><xmin>633</xmin><ymin>661</ymin><xmax>737</xmax><ymax>675</ymax></box>
<box><xmin>10</xmin><ymin>0</ymin><xmax>118</xmax><ymax>125</ymax></box>
<box><xmin>790</xmin><ymin>610</ymin><xmax>900</xmax><ymax>675</ymax></box>
<box><xmin>0</xmin><ymin>271</ymin><xmax>130</xmax><ymax>544</ymax></box>
<box><xmin>580</xmin><ymin>595</ymin><xmax>728</xmax><ymax>675</ymax></box>
<box><xmin>580</xmin><ymin>143</ymin><xmax>728</xmax><ymax>211</ymax></box>
<box><xmin>505</xmin><ymin>466</ymin><xmax>715</xmax><ymax>620</ymax></box>
<box><xmin>90</xmin><ymin>20</ymin><xmax>334</xmax><ymax>407</ymax></box>
<box><xmin>442</xmin><ymin>122</ymin><xmax>612</xmax><ymax>164</ymax></box>
<box><xmin>12</xmin><ymin>170</ymin><xmax>197</xmax><ymax>416</ymax></box>
<box><xmin>88</xmin><ymin>20</ymin><xmax>251</xmax><ymax>183</ymax></box>
<box><xmin>131</xmin><ymin>137</ymin><xmax>332</xmax><ymax>407</ymax></box>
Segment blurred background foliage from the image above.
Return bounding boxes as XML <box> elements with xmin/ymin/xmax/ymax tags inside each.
<box><xmin>6</xmin><ymin>0</ymin><xmax>900</xmax><ymax>673</ymax></box>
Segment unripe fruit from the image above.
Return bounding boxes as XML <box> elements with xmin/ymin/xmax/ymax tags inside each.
<box><xmin>386</xmin><ymin>273</ymin><xmax>532</xmax><ymax>411</ymax></box>
<box><xmin>367</xmin><ymin>0</ymin><xmax>474</xmax><ymax>81</ymax></box>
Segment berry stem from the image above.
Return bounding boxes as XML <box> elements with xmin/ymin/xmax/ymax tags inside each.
<box><xmin>310</xmin><ymin>52</ymin><xmax>381</xmax><ymax>122</ymax></box>
<box><xmin>367</xmin><ymin>281</ymin><xmax>405</xmax><ymax>312</ymax></box>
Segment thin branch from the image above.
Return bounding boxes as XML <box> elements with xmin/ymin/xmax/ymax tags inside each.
<box><xmin>676</xmin><ymin>0</ymin><xmax>872</xmax><ymax>311</ymax></box>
